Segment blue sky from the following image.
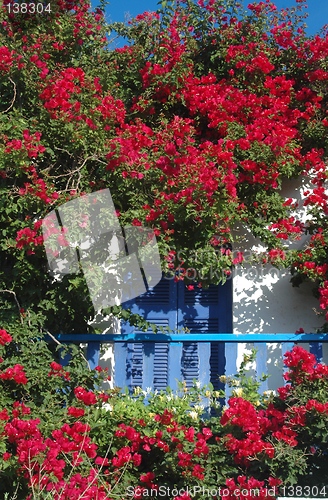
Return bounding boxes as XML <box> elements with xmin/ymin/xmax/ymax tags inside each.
<box><xmin>96</xmin><ymin>0</ymin><xmax>328</xmax><ymax>48</ymax></box>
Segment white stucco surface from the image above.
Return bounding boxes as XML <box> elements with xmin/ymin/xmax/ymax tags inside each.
<box><xmin>232</xmin><ymin>176</ymin><xmax>328</xmax><ymax>390</ymax></box>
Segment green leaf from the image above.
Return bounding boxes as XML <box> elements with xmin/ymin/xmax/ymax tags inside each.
<box><xmin>121</xmin><ymin>309</ymin><xmax>130</xmax><ymax>320</ymax></box>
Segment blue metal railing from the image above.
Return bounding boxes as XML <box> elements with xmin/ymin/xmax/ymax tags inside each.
<box><xmin>46</xmin><ymin>332</ymin><xmax>328</xmax><ymax>396</ymax></box>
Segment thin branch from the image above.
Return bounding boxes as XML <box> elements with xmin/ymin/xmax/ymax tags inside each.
<box><xmin>47</xmin><ymin>154</ymin><xmax>96</xmax><ymax>180</ymax></box>
<box><xmin>43</xmin><ymin>329</ymin><xmax>92</xmax><ymax>371</ymax></box>
<box><xmin>27</xmin><ymin>308</ymin><xmax>31</xmax><ymax>328</ymax></box>
<box><xmin>1</xmin><ymin>77</ymin><xmax>17</xmax><ymax>114</ymax></box>
<box><xmin>92</xmin><ymin>158</ymin><xmax>108</xmax><ymax>165</ymax></box>
<box><xmin>56</xmin><ymin>413</ymin><xmax>92</xmax><ymax>498</ymax></box>
<box><xmin>6</xmin><ymin>483</ymin><xmax>19</xmax><ymax>500</ymax></box>
<box><xmin>53</xmin><ymin>146</ymin><xmax>74</xmax><ymax>157</ymax></box>
<box><xmin>0</xmin><ymin>289</ymin><xmax>23</xmax><ymax>324</ymax></box>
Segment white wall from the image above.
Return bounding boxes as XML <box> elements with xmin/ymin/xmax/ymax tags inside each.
<box><xmin>232</xmin><ymin>176</ymin><xmax>328</xmax><ymax>390</ymax></box>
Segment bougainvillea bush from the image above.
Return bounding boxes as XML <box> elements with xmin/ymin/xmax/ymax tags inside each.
<box><xmin>1</xmin><ymin>0</ymin><xmax>328</xmax><ymax>333</ymax></box>
<box><xmin>1</xmin><ymin>324</ymin><xmax>328</xmax><ymax>499</ymax></box>
<box><xmin>0</xmin><ymin>322</ymin><xmax>115</xmax><ymax>498</ymax></box>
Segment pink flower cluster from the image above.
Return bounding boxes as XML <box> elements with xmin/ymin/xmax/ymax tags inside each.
<box><xmin>0</xmin><ymin>364</ymin><xmax>28</xmax><ymax>385</ymax></box>
<box><xmin>5</xmin><ymin>129</ymin><xmax>45</xmax><ymax>158</ymax></box>
<box><xmin>48</xmin><ymin>361</ymin><xmax>70</xmax><ymax>381</ymax></box>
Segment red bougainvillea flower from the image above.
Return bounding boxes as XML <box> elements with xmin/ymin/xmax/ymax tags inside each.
<box><xmin>0</xmin><ymin>329</ymin><xmax>12</xmax><ymax>345</ymax></box>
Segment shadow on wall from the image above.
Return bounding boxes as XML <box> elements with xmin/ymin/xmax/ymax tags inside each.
<box><xmin>232</xmin><ymin>264</ymin><xmax>326</xmax><ymax>389</ymax></box>
<box><xmin>233</xmin><ymin>263</ymin><xmax>324</xmax><ymax>335</ymax></box>
<box><xmin>232</xmin><ymin>175</ymin><xmax>328</xmax><ymax>390</ymax></box>
<box><xmin>233</xmin><ymin>175</ymin><xmax>326</xmax><ymax>335</ymax></box>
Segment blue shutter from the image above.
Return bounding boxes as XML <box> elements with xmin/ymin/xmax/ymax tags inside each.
<box><xmin>177</xmin><ymin>279</ymin><xmax>232</xmax><ymax>332</ymax></box>
<box><xmin>118</xmin><ymin>275</ymin><xmax>233</xmax><ymax>393</ymax></box>
<box><xmin>119</xmin><ymin>276</ymin><xmax>176</xmax><ymax>391</ymax></box>
<box><xmin>177</xmin><ymin>278</ymin><xmax>233</xmax><ymax>389</ymax></box>
<box><xmin>121</xmin><ymin>276</ymin><xmax>177</xmax><ymax>334</ymax></box>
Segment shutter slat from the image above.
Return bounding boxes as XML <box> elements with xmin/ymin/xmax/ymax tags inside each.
<box><xmin>167</xmin><ymin>343</ymin><xmax>183</xmax><ymax>392</ymax></box>
<box><xmin>131</xmin><ymin>343</ymin><xmax>143</xmax><ymax>388</ymax></box>
<box><xmin>177</xmin><ymin>280</ymin><xmax>232</xmax><ymax>333</ymax></box>
<box><xmin>153</xmin><ymin>343</ymin><xmax>169</xmax><ymax>391</ymax></box>
<box><xmin>209</xmin><ymin>342</ymin><xmax>225</xmax><ymax>391</ymax></box>
<box><xmin>121</xmin><ymin>275</ymin><xmax>178</xmax><ymax>334</ymax></box>
<box><xmin>182</xmin><ymin>342</ymin><xmax>199</xmax><ymax>388</ymax></box>
<box><xmin>184</xmin><ymin>319</ymin><xmax>219</xmax><ymax>333</ymax></box>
